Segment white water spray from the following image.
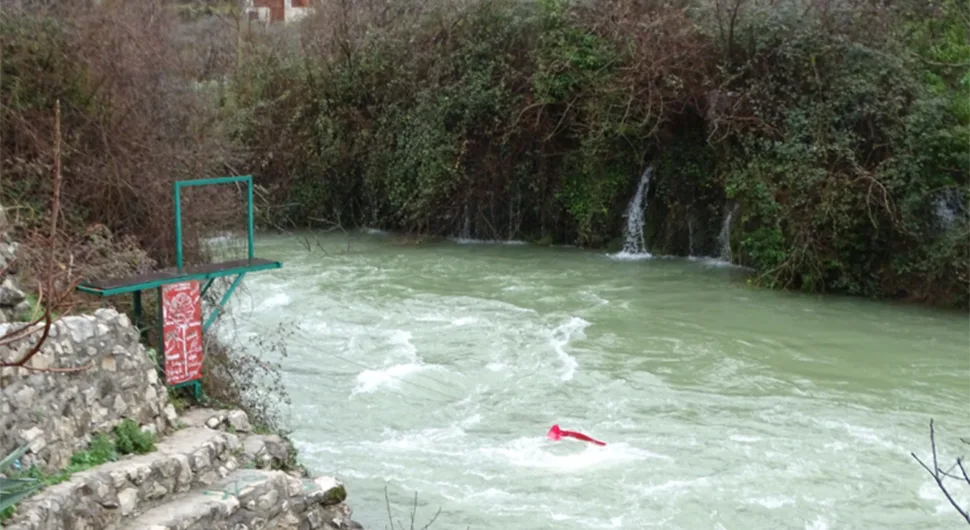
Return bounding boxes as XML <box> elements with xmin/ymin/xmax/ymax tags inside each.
<box><xmin>934</xmin><ymin>189</ymin><xmax>963</xmax><ymax>232</ymax></box>
<box><xmin>687</xmin><ymin>216</ymin><xmax>696</xmax><ymax>257</ymax></box>
<box><xmin>619</xmin><ymin>166</ymin><xmax>654</xmax><ymax>256</ymax></box>
<box><xmin>461</xmin><ymin>203</ymin><xmax>472</xmax><ymax>240</ymax></box>
<box><xmin>717</xmin><ymin>204</ymin><xmax>738</xmax><ymax>262</ymax></box>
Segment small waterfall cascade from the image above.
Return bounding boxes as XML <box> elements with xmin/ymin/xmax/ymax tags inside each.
<box><xmin>687</xmin><ymin>215</ymin><xmax>696</xmax><ymax>257</ymax></box>
<box><xmin>717</xmin><ymin>203</ymin><xmax>738</xmax><ymax>262</ymax></box>
<box><xmin>620</xmin><ymin>165</ymin><xmax>654</xmax><ymax>256</ymax></box>
<box><xmin>934</xmin><ymin>189</ymin><xmax>963</xmax><ymax>232</ymax></box>
<box><xmin>460</xmin><ymin>203</ymin><xmax>472</xmax><ymax>240</ymax></box>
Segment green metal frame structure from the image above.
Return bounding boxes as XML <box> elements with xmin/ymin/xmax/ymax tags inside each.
<box><xmin>76</xmin><ymin>175</ymin><xmax>282</xmax><ymax>398</ymax></box>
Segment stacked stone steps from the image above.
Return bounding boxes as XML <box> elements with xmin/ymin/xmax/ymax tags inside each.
<box><xmin>3</xmin><ymin>409</ymin><xmax>363</xmax><ymax>530</ymax></box>
<box><xmin>176</xmin><ymin>409</ymin><xmax>295</xmax><ymax>471</ymax></box>
<box><xmin>3</xmin><ymin>426</ymin><xmax>239</xmax><ymax>530</ymax></box>
<box><xmin>127</xmin><ymin>469</ymin><xmax>356</xmax><ymax>530</ymax></box>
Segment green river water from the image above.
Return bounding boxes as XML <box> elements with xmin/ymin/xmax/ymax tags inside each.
<box><xmin>225</xmin><ymin>231</ymin><xmax>969</xmax><ymax>530</ymax></box>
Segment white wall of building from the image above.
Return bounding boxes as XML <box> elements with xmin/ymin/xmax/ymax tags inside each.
<box><xmin>242</xmin><ymin>0</ymin><xmax>314</xmax><ymax>24</ymax></box>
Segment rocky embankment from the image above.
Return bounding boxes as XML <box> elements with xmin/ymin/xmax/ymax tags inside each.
<box><xmin>0</xmin><ymin>229</ymin><xmax>30</xmax><ymax>324</ymax></box>
<box><xmin>0</xmin><ymin>233</ymin><xmax>364</xmax><ymax>529</ymax></box>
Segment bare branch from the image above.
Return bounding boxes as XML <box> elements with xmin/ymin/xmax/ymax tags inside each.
<box><xmin>383</xmin><ymin>484</ymin><xmax>443</xmax><ymax>530</ymax></box>
<box><xmin>0</xmin><ymin>99</ymin><xmax>76</xmax><ymax>369</ymax></box>
<box><xmin>911</xmin><ymin>419</ymin><xmax>970</xmax><ymax>525</ymax></box>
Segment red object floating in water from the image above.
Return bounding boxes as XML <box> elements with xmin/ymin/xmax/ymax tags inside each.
<box><xmin>546</xmin><ymin>424</ymin><xmax>606</xmax><ymax>446</ymax></box>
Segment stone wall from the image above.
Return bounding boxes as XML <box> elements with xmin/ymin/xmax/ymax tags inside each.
<box><xmin>0</xmin><ymin>225</ymin><xmax>30</xmax><ymax>323</ymax></box>
<box><xmin>0</xmin><ymin>308</ymin><xmax>172</xmax><ymax>471</ymax></box>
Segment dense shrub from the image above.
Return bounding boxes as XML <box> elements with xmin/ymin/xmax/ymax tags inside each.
<box><xmin>711</xmin><ymin>1</ymin><xmax>969</xmax><ymax>305</ymax></box>
<box><xmin>225</xmin><ymin>0</ymin><xmax>966</xmax><ymax>307</ymax></box>
<box><xmin>1</xmin><ymin>0</ymin><xmax>966</xmax><ymax>308</ymax></box>
<box><xmin>0</xmin><ymin>2</ymin><xmax>240</xmax><ymax>268</ymax></box>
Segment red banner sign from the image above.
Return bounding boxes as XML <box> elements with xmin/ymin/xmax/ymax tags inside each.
<box><xmin>161</xmin><ymin>281</ymin><xmax>204</xmax><ymax>386</ymax></box>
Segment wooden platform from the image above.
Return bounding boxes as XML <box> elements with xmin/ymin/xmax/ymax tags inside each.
<box><xmin>78</xmin><ymin>258</ymin><xmax>282</xmax><ymax>296</ymax></box>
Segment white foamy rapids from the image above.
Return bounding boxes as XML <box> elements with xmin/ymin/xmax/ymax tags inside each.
<box><xmin>744</xmin><ymin>495</ymin><xmax>796</xmax><ymax>509</ymax></box>
<box><xmin>232</xmin><ymin>230</ymin><xmax>970</xmax><ymax>530</ymax></box>
<box><xmin>452</xmin><ymin>237</ymin><xmax>528</xmax><ymax>245</ymax></box>
<box><xmin>804</xmin><ymin>515</ymin><xmax>831</xmax><ymax>530</ymax></box>
<box><xmin>257</xmin><ymin>292</ymin><xmax>291</xmax><ymax>311</ymax></box>
<box><xmin>376</xmin><ymin>424</ymin><xmax>468</xmax><ymax>452</ymax></box>
<box><xmin>387</xmin><ymin>329</ymin><xmax>419</xmax><ymax>361</ymax></box>
<box><xmin>580</xmin><ymin>291</ymin><xmax>609</xmax><ymax>308</ymax></box>
<box><xmin>608</xmin><ymin>250</ymin><xmax>654</xmax><ymax>261</ymax></box>
<box><xmin>479</xmin><ymin>436</ymin><xmax>668</xmax><ymax>473</ymax></box>
<box><xmin>352</xmin><ymin>330</ymin><xmax>444</xmax><ymax>394</ymax></box>
<box><xmin>450</xmin><ymin>316</ymin><xmax>478</xmax><ymax>327</ymax></box>
<box><xmin>919</xmin><ymin>476</ymin><xmax>970</xmax><ymax>516</ymax></box>
<box><xmin>549</xmin><ymin>317</ymin><xmax>588</xmax><ymax>381</ymax></box>
<box><xmin>353</xmin><ymin>363</ymin><xmax>443</xmax><ymax>394</ymax></box>
<box><xmin>687</xmin><ymin>256</ymin><xmax>736</xmax><ymax>268</ymax></box>
<box><xmin>203</xmin><ymin>231</ymin><xmax>241</xmax><ymax>245</ymax></box>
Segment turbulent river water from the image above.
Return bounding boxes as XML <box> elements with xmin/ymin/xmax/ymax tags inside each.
<box><xmin>223</xmin><ymin>231</ymin><xmax>969</xmax><ymax>530</ymax></box>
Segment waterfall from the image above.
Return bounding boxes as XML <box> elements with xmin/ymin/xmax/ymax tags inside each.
<box><xmin>716</xmin><ymin>204</ymin><xmax>737</xmax><ymax>262</ymax></box>
<box><xmin>461</xmin><ymin>204</ymin><xmax>472</xmax><ymax>240</ymax></box>
<box><xmin>687</xmin><ymin>215</ymin><xmax>696</xmax><ymax>257</ymax></box>
<box><xmin>934</xmin><ymin>189</ymin><xmax>962</xmax><ymax>232</ymax></box>
<box><xmin>619</xmin><ymin>165</ymin><xmax>654</xmax><ymax>256</ymax></box>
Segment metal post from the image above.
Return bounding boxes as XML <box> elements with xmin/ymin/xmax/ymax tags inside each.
<box><xmin>203</xmin><ymin>273</ymin><xmax>246</xmax><ymax>332</ymax></box>
<box><xmin>246</xmin><ymin>176</ymin><xmax>255</xmax><ymax>262</ymax></box>
<box><xmin>133</xmin><ymin>291</ymin><xmax>144</xmax><ymax>341</ymax></box>
<box><xmin>174</xmin><ymin>183</ymin><xmax>184</xmax><ymax>271</ymax></box>
<box><xmin>200</xmin><ymin>278</ymin><xmax>215</xmax><ymax>298</ymax></box>
<box><xmin>156</xmin><ymin>287</ymin><xmax>165</xmax><ymax>375</ymax></box>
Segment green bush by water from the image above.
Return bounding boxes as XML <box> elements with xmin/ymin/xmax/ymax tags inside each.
<box><xmin>226</xmin><ymin>0</ymin><xmax>967</xmax><ymax>308</ymax></box>
<box><xmin>1</xmin><ymin>0</ymin><xmax>966</xmax><ymax>308</ymax></box>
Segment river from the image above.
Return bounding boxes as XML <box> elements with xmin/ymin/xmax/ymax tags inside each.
<box><xmin>224</xmin><ymin>231</ymin><xmax>969</xmax><ymax>530</ymax></box>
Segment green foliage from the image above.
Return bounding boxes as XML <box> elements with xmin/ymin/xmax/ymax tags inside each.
<box><xmin>898</xmin><ymin>0</ymin><xmax>970</xmax><ymax>122</ymax></box>
<box><xmin>221</xmin><ymin>0</ymin><xmax>968</xmax><ymax>308</ymax></box>
<box><xmin>719</xmin><ymin>13</ymin><xmax>968</xmax><ymax>301</ymax></box>
<box><xmin>650</xmin><ymin>125</ymin><xmax>721</xmax><ymax>255</ymax></box>
<box><xmin>0</xmin><ymin>15</ymin><xmax>90</xmax><ymax>116</ymax></box>
<box><xmin>1</xmin><ymin>4</ymin><xmax>239</xmax><ymax>279</ymax></box>
<box><xmin>534</xmin><ymin>4</ymin><xmax>642</xmax><ymax>245</ymax></box>
<box><xmin>557</xmin><ymin>134</ymin><xmax>638</xmax><ymax>246</ymax></box>
<box><xmin>0</xmin><ymin>0</ymin><xmax>964</xmax><ymax>317</ymax></box>
<box><xmin>1</xmin><ymin>445</ymin><xmax>43</xmax><ymax>521</ymax></box>
<box><xmin>0</xmin><ymin>14</ymin><xmax>89</xmax><ymax>216</ymax></box>
<box><xmin>232</xmin><ymin>0</ymin><xmax>650</xmax><ymax>244</ymax></box>
<box><xmin>113</xmin><ymin>419</ymin><xmax>156</xmax><ymax>455</ymax></box>
<box><xmin>533</xmin><ymin>0</ymin><xmax>615</xmax><ymax>104</ymax></box>
<box><xmin>69</xmin><ymin>433</ymin><xmax>119</xmax><ymax>468</ymax></box>
<box><xmin>0</xmin><ymin>429</ymin><xmax>140</xmax><ymax>522</ymax></box>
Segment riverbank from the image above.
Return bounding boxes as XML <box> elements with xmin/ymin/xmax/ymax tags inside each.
<box><xmin>0</xmin><ymin>217</ymin><xmax>366</xmax><ymax>529</ymax></box>
<box><xmin>0</xmin><ymin>311</ymin><xmax>366</xmax><ymax>529</ymax></box>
